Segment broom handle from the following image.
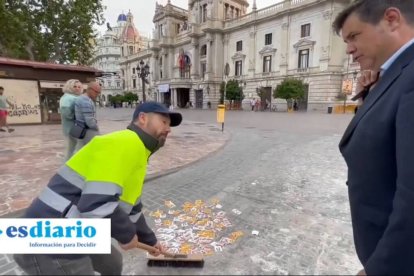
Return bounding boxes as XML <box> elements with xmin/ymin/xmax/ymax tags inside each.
<box><xmin>136</xmin><ymin>241</ymin><xmax>175</xmax><ymax>258</ymax></box>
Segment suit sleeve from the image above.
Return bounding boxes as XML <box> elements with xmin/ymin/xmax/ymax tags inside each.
<box><xmin>365</xmin><ymin>90</ymin><xmax>414</xmax><ymax>274</ymax></box>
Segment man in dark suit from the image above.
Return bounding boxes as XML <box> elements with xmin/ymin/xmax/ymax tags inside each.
<box><xmin>333</xmin><ymin>0</ymin><xmax>414</xmax><ymax>275</ymax></box>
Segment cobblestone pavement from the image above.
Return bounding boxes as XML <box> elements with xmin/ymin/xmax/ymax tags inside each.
<box><xmin>0</xmin><ymin>108</ymin><xmax>361</xmax><ymax>275</ymax></box>
<box><xmin>0</xmin><ymin>108</ymin><xmax>229</xmax><ymax>216</ymax></box>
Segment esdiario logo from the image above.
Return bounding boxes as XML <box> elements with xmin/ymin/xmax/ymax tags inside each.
<box><xmin>4</xmin><ymin>220</ymin><xmax>96</xmax><ymax>238</ymax></box>
<box><xmin>0</xmin><ymin>219</ymin><xmax>111</xmax><ymax>254</ymax></box>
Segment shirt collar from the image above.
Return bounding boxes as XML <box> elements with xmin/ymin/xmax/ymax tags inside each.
<box><xmin>380</xmin><ymin>37</ymin><xmax>414</xmax><ymax>75</ymax></box>
<box><xmin>127</xmin><ymin>123</ymin><xmax>160</xmax><ymax>154</ymax></box>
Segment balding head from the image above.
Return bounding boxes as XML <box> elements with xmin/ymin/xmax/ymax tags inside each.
<box><xmin>86</xmin><ymin>81</ymin><xmax>101</xmax><ymax>101</ymax></box>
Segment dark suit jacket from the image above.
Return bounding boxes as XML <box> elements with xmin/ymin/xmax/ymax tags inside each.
<box><xmin>339</xmin><ymin>42</ymin><xmax>414</xmax><ymax>275</ymax></box>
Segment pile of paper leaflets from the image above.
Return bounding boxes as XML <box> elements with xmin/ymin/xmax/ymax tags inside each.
<box><xmin>149</xmin><ymin>199</ymin><xmax>244</xmax><ymax>256</ymax></box>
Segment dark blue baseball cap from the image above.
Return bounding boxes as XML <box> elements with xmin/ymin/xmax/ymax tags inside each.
<box><xmin>132</xmin><ymin>101</ymin><xmax>182</xmax><ymax>127</ymax></box>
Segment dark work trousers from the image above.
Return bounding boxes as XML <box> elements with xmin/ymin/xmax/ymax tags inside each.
<box><xmin>13</xmin><ymin>244</ymin><xmax>123</xmax><ymax>275</ymax></box>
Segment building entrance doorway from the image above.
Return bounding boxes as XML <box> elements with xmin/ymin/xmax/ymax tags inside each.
<box><xmin>296</xmin><ymin>84</ymin><xmax>309</xmax><ymax>111</ymax></box>
<box><xmin>195</xmin><ymin>89</ymin><xmax>203</xmax><ymax>109</ymax></box>
<box><xmin>177</xmin><ymin>88</ymin><xmax>190</xmax><ymax>108</ymax></box>
<box><xmin>39</xmin><ymin>89</ymin><xmax>63</xmax><ymax>123</ymax></box>
<box><xmin>161</xmin><ymin>90</ymin><xmax>171</xmax><ymax>107</ymax></box>
<box><xmin>259</xmin><ymin>87</ymin><xmax>272</xmax><ymax>111</ymax></box>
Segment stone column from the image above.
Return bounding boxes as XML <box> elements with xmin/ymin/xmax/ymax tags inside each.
<box><xmin>191</xmin><ymin>38</ymin><xmax>199</xmax><ymax>79</ymax></box>
<box><xmin>169</xmin><ymin>48</ymin><xmax>175</xmax><ymax>80</ymax></box>
<box><xmin>173</xmin><ymin>88</ymin><xmax>178</xmax><ymax>108</ymax></box>
<box><xmin>319</xmin><ymin>10</ymin><xmax>333</xmax><ymax>72</ymax></box>
<box><xmin>248</xmin><ymin>26</ymin><xmax>257</xmax><ymax>77</ymax></box>
<box><xmin>214</xmin><ymin>33</ymin><xmax>224</xmax><ymax>82</ymax></box>
<box><xmin>279</xmin><ymin>20</ymin><xmax>289</xmax><ymax>75</ymax></box>
<box><xmin>206</xmin><ymin>33</ymin><xmax>213</xmax><ymax>79</ymax></box>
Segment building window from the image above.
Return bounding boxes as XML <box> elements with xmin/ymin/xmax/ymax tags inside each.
<box><xmin>202</xmin><ymin>4</ymin><xmax>207</xmax><ymax>22</ymax></box>
<box><xmin>235</xmin><ymin>60</ymin><xmax>242</xmax><ymax>76</ymax></box>
<box><xmin>263</xmin><ymin>55</ymin><xmax>272</xmax><ymax>73</ymax></box>
<box><xmin>159</xmin><ymin>57</ymin><xmax>163</xmax><ymax>79</ymax></box>
<box><xmin>129</xmin><ymin>46</ymin><xmax>134</xmax><ymax>55</ymax></box>
<box><xmin>236</xmin><ymin>41</ymin><xmax>242</xmax><ymax>52</ymax></box>
<box><xmin>159</xmin><ymin>24</ymin><xmax>164</xmax><ymax>37</ymax></box>
<box><xmin>117</xmin><ymin>82</ymin><xmax>120</xmax><ymax>88</ymax></box>
<box><xmin>298</xmin><ymin>49</ymin><xmax>309</xmax><ymax>68</ymax></box>
<box><xmin>224</xmin><ymin>4</ymin><xmax>229</xmax><ymax>19</ymax></box>
<box><xmin>132</xmin><ymin>79</ymin><xmax>136</xmax><ymax>89</ymax></box>
<box><xmin>265</xmin><ymin>33</ymin><xmax>272</xmax><ymax>45</ymax></box>
<box><xmin>301</xmin><ymin>24</ymin><xmax>311</xmax><ymax>38</ymax></box>
<box><xmin>201</xmin><ymin>62</ymin><xmax>207</xmax><ymax>79</ymax></box>
<box><xmin>132</xmin><ymin>68</ymin><xmax>135</xmax><ymax>74</ymax></box>
<box><xmin>200</xmin><ymin>45</ymin><xmax>207</xmax><ymax>57</ymax></box>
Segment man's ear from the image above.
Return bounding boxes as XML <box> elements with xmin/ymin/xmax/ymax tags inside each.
<box><xmin>136</xmin><ymin>112</ymin><xmax>147</xmax><ymax>126</ymax></box>
<box><xmin>383</xmin><ymin>8</ymin><xmax>402</xmax><ymax>32</ymax></box>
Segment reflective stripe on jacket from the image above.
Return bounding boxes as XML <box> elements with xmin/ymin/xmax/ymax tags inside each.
<box><xmin>24</xmin><ymin>127</ymin><xmax>158</xmax><ymax>249</ymax></box>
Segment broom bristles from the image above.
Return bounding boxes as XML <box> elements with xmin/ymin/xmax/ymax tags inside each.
<box><xmin>147</xmin><ymin>259</ymin><xmax>204</xmax><ymax>268</ymax></box>
<box><xmin>146</xmin><ymin>253</ymin><xmax>205</xmax><ymax>268</ymax></box>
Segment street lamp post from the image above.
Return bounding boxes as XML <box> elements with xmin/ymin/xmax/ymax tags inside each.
<box><xmin>223</xmin><ymin>63</ymin><xmax>230</xmax><ymax>105</ymax></box>
<box><xmin>136</xmin><ymin>60</ymin><xmax>150</xmax><ymax>103</ymax></box>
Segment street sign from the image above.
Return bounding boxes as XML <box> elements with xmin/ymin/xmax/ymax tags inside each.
<box><xmin>342</xmin><ymin>79</ymin><xmax>353</xmax><ymax>95</ymax></box>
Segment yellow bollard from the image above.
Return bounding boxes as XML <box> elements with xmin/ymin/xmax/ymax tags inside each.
<box><xmin>217</xmin><ymin>104</ymin><xmax>225</xmax><ymax>132</ymax></box>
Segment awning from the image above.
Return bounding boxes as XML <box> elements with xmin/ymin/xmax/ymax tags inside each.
<box><xmin>158</xmin><ymin>84</ymin><xmax>170</xmax><ymax>93</ymax></box>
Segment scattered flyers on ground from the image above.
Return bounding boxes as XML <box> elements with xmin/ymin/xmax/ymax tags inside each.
<box><xmin>149</xmin><ymin>198</ymin><xmax>244</xmax><ymax>256</ymax></box>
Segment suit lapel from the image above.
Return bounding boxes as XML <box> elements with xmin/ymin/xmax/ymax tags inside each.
<box><xmin>339</xmin><ymin>43</ymin><xmax>414</xmax><ymax>148</ymax></box>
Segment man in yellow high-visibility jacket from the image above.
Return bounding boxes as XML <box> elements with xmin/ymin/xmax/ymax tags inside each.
<box><xmin>13</xmin><ymin>101</ymin><xmax>182</xmax><ymax>275</ymax></box>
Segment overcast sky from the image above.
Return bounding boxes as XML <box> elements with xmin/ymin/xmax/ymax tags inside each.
<box><xmin>98</xmin><ymin>0</ymin><xmax>280</xmax><ymax>37</ymax></box>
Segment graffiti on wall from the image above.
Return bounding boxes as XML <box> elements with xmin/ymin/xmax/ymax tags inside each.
<box><xmin>8</xmin><ymin>103</ymin><xmax>41</xmax><ymax>117</ymax></box>
<box><xmin>0</xmin><ymin>79</ymin><xmax>41</xmax><ymax>124</ymax></box>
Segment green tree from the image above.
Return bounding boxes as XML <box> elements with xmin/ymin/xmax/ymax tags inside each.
<box><xmin>225</xmin><ymin>79</ymin><xmax>244</xmax><ymax>102</ymax></box>
<box><xmin>123</xmin><ymin>92</ymin><xmax>138</xmax><ymax>105</ymax></box>
<box><xmin>109</xmin><ymin>94</ymin><xmax>124</xmax><ymax>106</ymax></box>
<box><xmin>0</xmin><ymin>0</ymin><xmax>105</xmax><ymax>64</ymax></box>
<box><xmin>273</xmin><ymin>78</ymin><xmax>306</xmax><ymax>110</ymax></box>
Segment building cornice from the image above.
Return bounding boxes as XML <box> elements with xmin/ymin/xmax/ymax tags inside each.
<box><xmin>258</xmin><ymin>45</ymin><xmax>277</xmax><ymax>56</ymax></box>
<box><xmin>231</xmin><ymin>52</ymin><xmax>246</xmax><ymax>61</ymax></box>
<box><xmin>293</xmin><ymin>38</ymin><xmax>316</xmax><ymax>50</ymax></box>
<box><xmin>223</xmin><ymin>0</ymin><xmax>328</xmax><ymax>33</ymax></box>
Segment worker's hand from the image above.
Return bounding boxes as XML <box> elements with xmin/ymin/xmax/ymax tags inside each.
<box><xmin>356</xmin><ymin>70</ymin><xmax>379</xmax><ymax>93</ymax></box>
<box><xmin>148</xmin><ymin>241</ymin><xmax>163</xmax><ymax>257</ymax></box>
<box><xmin>118</xmin><ymin>235</ymin><xmax>139</xmax><ymax>251</ymax></box>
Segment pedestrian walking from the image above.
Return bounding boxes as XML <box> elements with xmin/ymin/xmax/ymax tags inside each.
<box><xmin>0</xmin><ymin>86</ymin><xmax>14</xmax><ymax>133</ymax></box>
<box><xmin>74</xmin><ymin>81</ymin><xmax>101</xmax><ymax>148</ymax></box>
<box><xmin>59</xmin><ymin>79</ymin><xmax>83</xmax><ymax>160</ymax></box>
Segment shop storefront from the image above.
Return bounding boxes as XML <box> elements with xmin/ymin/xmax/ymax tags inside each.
<box><xmin>0</xmin><ymin>57</ymin><xmax>102</xmax><ymax>124</ymax></box>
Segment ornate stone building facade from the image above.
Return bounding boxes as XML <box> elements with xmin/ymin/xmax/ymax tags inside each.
<box><xmin>120</xmin><ymin>0</ymin><xmax>356</xmax><ymax>111</ymax></box>
<box><xmin>92</xmin><ymin>12</ymin><xmax>148</xmax><ymax>105</ymax></box>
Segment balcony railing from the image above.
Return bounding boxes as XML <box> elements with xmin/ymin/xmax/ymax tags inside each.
<box><xmin>225</xmin><ymin>0</ymin><xmax>318</xmax><ymax>29</ymax></box>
